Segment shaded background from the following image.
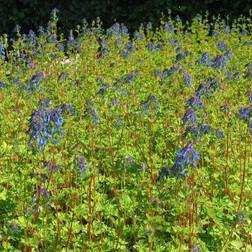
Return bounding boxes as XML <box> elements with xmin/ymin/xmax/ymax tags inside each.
<box><xmin>0</xmin><ymin>0</ymin><xmax>252</xmax><ymax>36</ymax></box>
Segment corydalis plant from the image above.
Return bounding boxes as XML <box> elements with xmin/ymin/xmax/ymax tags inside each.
<box><xmin>27</xmin><ymin>99</ymin><xmax>64</xmax><ymax>151</ymax></box>
<box><xmin>159</xmin><ymin>142</ymin><xmax>200</xmax><ymax>178</ymax></box>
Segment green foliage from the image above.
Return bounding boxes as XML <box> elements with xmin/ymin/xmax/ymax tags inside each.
<box><xmin>0</xmin><ymin>13</ymin><xmax>252</xmax><ymax>251</ymax></box>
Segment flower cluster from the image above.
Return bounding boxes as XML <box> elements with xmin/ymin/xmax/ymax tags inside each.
<box><xmin>120</xmin><ymin>41</ymin><xmax>134</xmax><ymax>58</ymax></box>
<box><xmin>84</xmin><ymin>101</ymin><xmax>100</xmax><ymax>125</ymax></box>
<box><xmin>96</xmin><ymin>80</ymin><xmax>110</xmax><ymax>96</ymax></box>
<box><xmin>162</xmin><ymin>65</ymin><xmax>177</xmax><ymax>80</ymax></box>
<box><xmin>239</xmin><ymin>106</ymin><xmax>252</xmax><ymax>120</ymax></box>
<box><xmin>134</xmin><ymin>31</ymin><xmax>145</xmax><ymax>41</ymax></box>
<box><xmin>197</xmin><ymin>52</ymin><xmax>211</xmax><ymax>66</ymax></box>
<box><xmin>183</xmin><ymin>78</ymin><xmax>222</xmax><ymax>139</ymax></box>
<box><xmin>182</xmin><ymin>108</ymin><xmax>198</xmax><ymax>126</ymax></box>
<box><xmin>183</xmin><ymin>124</ymin><xmax>223</xmax><ymax>139</ymax></box>
<box><xmin>0</xmin><ymin>81</ymin><xmax>5</xmax><ymax>89</ymax></box>
<box><xmin>27</xmin><ymin>99</ymin><xmax>64</xmax><ymax>151</ymax></box>
<box><xmin>159</xmin><ymin>142</ymin><xmax>200</xmax><ymax>178</ymax></box>
<box><xmin>185</xmin><ymin>95</ymin><xmax>203</xmax><ymax>109</ymax></box>
<box><xmin>20</xmin><ymin>72</ymin><xmax>46</xmax><ymax>93</ymax></box>
<box><xmin>197</xmin><ymin>50</ymin><xmax>232</xmax><ymax>70</ymax></box>
<box><xmin>195</xmin><ymin>78</ymin><xmax>219</xmax><ymax>97</ymax></box>
<box><xmin>234</xmin><ymin>211</ymin><xmax>246</xmax><ymax>224</ymax></box>
<box><xmin>60</xmin><ymin>103</ymin><xmax>75</xmax><ymax>115</ymax></box>
<box><xmin>40</xmin><ymin>187</ymin><xmax>51</xmax><ymax>201</ymax></box>
<box><xmin>142</xmin><ymin>94</ymin><xmax>158</xmax><ymax>116</ymax></box>
<box><xmin>78</xmin><ymin>156</ymin><xmax>92</xmax><ymax>176</ymax></box>
<box><xmin>163</xmin><ymin>21</ymin><xmax>175</xmax><ymax>33</ymax></box>
<box><xmin>183</xmin><ymin>72</ymin><xmax>192</xmax><ymax>87</ymax></box>
<box><xmin>248</xmin><ymin>91</ymin><xmax>252</xmax><ymax>103</ymax></box>
<box><xmin>238</xmin><ymin>105</ymin><xmax>252</xmax><ymax>134</ymax></box>
<box><xmin>0</xmin><ymin>43</ymin><xmax>6</xmax><ymax>61</ymax></box>
<box><xmin>98</xmin><ymin>38</ymin><xmax>110</xmax><ymax>58</ymax></box>
<box><xmin>113</xmin><ymin>72</ymin><xmax>134</xmax><ymax>95</ymax></box>
<box><xmin>107</xmin><ymin>23</ymin><xmax>128</xmax><ymax>37</ymax></box>
<box><xmin>217</xmin><ymin>41</ymin><xmax>227</xmax><ymax>51</ymax></box>
<box><xmin>67</xmin><ymin>31</ymin><xmax>81</xmax><ymax>52</ymax></box>
<box><xmin>160</xmin><ymin>75</ymin><xmax>223</xmax><ymax>179</ymax></box>
<box><xmin>89</xmin><ymin>107</ymin><xmax>100</xmax><ymax>125</ymax></box>
<box><xmin>147</xmin><ymin>42</ymin><xmax>163</xmax><ymax>52</ymax></box>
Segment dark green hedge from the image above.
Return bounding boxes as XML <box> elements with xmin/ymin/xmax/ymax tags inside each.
<box><xmin>1</xmin><ymin>0</ymin><xmax>252</xmax><ymax>36</ymax></box>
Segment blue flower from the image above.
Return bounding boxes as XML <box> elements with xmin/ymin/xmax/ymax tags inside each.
<box><xmin>121</xmin><ymin>24</ymin><xmax>128</xmax><ymax>35</ymax></box>
<box><xmin>120</xmin><ymin>47</ymin><xmax>131</xmax><ymax>58</ymax></box>
<box><xmin>0</xmin><ymin>43</ymin><xmax>6</xmax><ymax>60</ymax></box>
<box><xmin>183</xmin><ymin>124</ymin><xmax>210</xmax><ymax>138</ymax></box>
<box><xmin>134</xmin><ymin>31</ymin><xmax>145</xmax><ymax>41</ymax></box>
<box><xmin>40</xmin><ymin>187</ymin><xmax>50</xmax><ymax>201</ymax></box>
<box><xmin>142</xmin><ymin>95</ymin><xmax>158</xmax><ymax>115</ymax></box>
<box><xmin>78</xmin><ymin>156</ymin><xmax>91</xmax><ymax>176</ymax></box>
<box><xmin>26</xmin><ymin>72</ymin><xmax>45</xmax><ymax>93</ymax></box>
<box><xmin>197</xmin><ymin>52</ymin><xmax>211</xmax><ymax>66</ymax></box>
<box><xmin>248</xmin><ymin>91</ymin><xmax>252</xmax><ymax>103</ymax></box>
<box><xmin>217</xmin><ymin>41</ymin><xmax>227</xmax><ymax>51</ymax></box>
<box><xmin>161</xmin><ymin>142</ymin><xmax>200</xmax><ymax>178</ymax></box>
<box><xmin>88</xmin><ymin>107</ymin><xmax>100</xmax><ymax>125</ymax></box>
<box><xmin>186</xmin><ymin>96</ymin><xmax>203</xmax><ymax>109</ymax></box>
<box><xmin>158</xmin><ymin>165</ymin><xmax>170</xmax><ymax>180</ymax></box>
<box><xmin>212</xmin><ymin>55</ymin><xmax>227</xmax><ymax>69</ymax></box>
<box><xmin>175</xmin><ymin>15</ymin><xmax>181</xmax><ymax>22</ymax></box>
<box><xmin>182</xmin><ymin>109</ymin><xmax>197</xmax><ymax>126</ymax></box>
<box><xmin>27</xmin><ymin>100</ymin><xmax>65</xmax><ymax>151</ymax></box>
<box><xmin>154</xmin><ymin>69</ymin><xmax>162</xmax><ymax>77</ymax></box>
<box><xmin>142</xmin><ymin>102</ymin><xmax>149</xmax><ymax>115</ymax></box>
<box><xmin>9</xmin><ymin>223</ymin><xmax>21</xmax><ymax>234</ymax></box>
<box><xmin>67</xmin><ymin>30</ymin><xmax>81</xmax><ymax>50</ymax></box>
<box><xmin>235</xmin><ymin>211</ymin><xmax>246</xmax><ymax>224</ymax></box>
<box><xmin>30</xmin><ymin>72</ymin><xmax>45</xmax><ymax>85</ymax></box>
<box><xmin>176</xmin><ymin>142</ymin><xmax>200</xmax><ymax>168</ymax></box>
<box><xmin>196</xmin><ymin>78</ymin><xmax>219</xmax><ymax>97</ymax></box>
<box><xmin>156</xmin><ymin>43</ymin><xmax>163</xmax><ymax>50</ymax></box>
<box><xmin>107</xmin><ymin>23</ymin><xmax>128</xmax><ymax>37</ymax></box>
<box><xmin>124</xmin><ymin>155</ymin><xmax>135</xmax><ymax>167</ymax></box>
<box><xmin>96</xmin><ymin>80</ymin><xmax>110</xmax><ymax>95</ymax></box>
<box><xmin>224</xmin><ymin>50</ymin><xmax>232</xmax><ymax>60</ymax></box>
<box><xmin>60</xmin><ymin>103</ymin><xmax>75</xmax><ymax>115</ymax></box>
<box><xmin>150</xmin><ymin>95</ymin><xmax>158</xmax><ymax>111</ymax></box>
<box><xmin>216</xmin><ymin>130</ymin><xmax>224</xmax><ymax>139</ymax></box>
<box><xmin>162</xmin><ymin>66</ymin><xmax>177</xmax><ymax>79</ymax></box>
<box><xmin>239</xmin><ymin>107</ymin><xmax>251</xmax><ymax>120</ymax></box>
<box><xmin>147</xmin><ymin>42</ymin><xmax>163</xmax><ymax>52</ymax></box>
<box><xmin>0</xmin><ymin>81</ymin><xmax>5</xmax><ymax>89</ymax></box>
<box><xmin>116</xmin><ymin>38</ymin><xmax>123</xmax><ymax>46</ymax></box>
<box><xmin>163</xmin><ymin>22</ymin><xmax>174</xmax><ymax>33</ymax></box>
<box><xmin>168</xmin><ymin>38</ymin><xmax>178</xmax><ymax>46</ymax></box>
<box><xmin>100</xmin><ymin>47</ymin><xmax>109</xmax><ymax>57</ymax></box>
<box><xmin>47</xmin><ymin>34</ymin><xmax>57</xmax><ymax>43</ymax></box>
<box><xmin>57</xmin><ymin>43</ymin><xmax>65</xmax><ymax>52</ymax></box>
<box><xmin>183</xmin><ymin>73</ymin><xmax>192</xmax><ymax>87</ymax></box>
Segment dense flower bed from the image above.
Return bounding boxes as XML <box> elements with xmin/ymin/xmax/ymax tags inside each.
<box><xmin>0</xmin><ymin>12</ymin><xmax>251</xmax><ymax>251</ymax></box>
